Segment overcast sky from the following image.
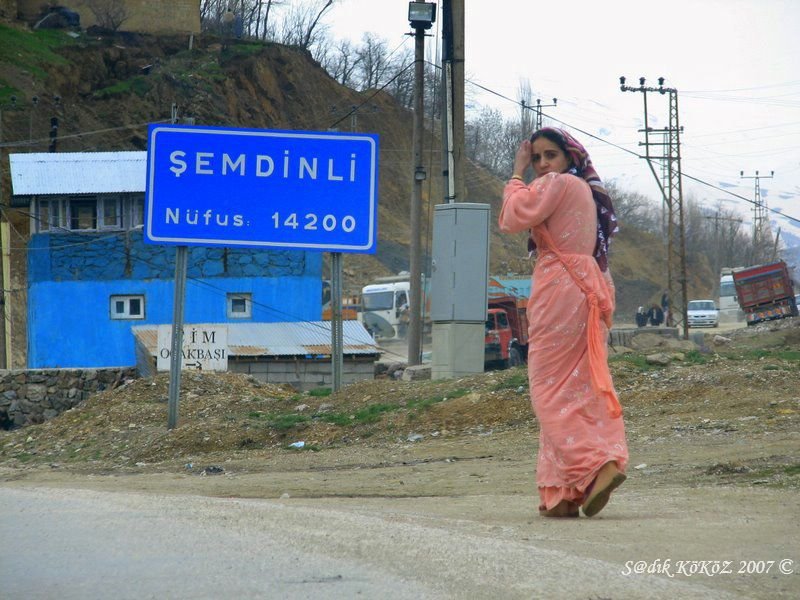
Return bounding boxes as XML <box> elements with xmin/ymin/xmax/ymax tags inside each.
<box><xmin>323</xmin><ymin>0</ymin><xmax>800</xmax><ymax>244</ymax></box>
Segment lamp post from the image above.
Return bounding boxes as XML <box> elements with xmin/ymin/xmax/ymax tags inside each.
<box><xmin>407</xmin><ymin>2</ymin><xmax>436</xmax><ymax>367</ymax></box>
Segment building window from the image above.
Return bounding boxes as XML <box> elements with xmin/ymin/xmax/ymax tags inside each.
<box><xmin>110</xmin><ymin>295</ymin><xmax>145</xmax><ymax>319</ymax></box>
<box><xmin>34</xmin><ymin>195</ymin><xmax>143</xmax><ymax>233</ymax></box>
<box><xmin>227</xmin><ymin>293</ymin><xmax>252</xmax><ymax>319</ymax></box>
<box><xmin>102</xmin><ymin>197</ymin><xmax>121</xmax><ymax>229</ymax></box>
<box><xmin>130</xmin><ymin>196</ymin><xmax>144</xmax><ymax>228</ymax></box>
<box><xmin>38</xmin><ymin>199</ymin><xmax>62</xmax><ymax>231</ymax></box>
<box><xmin>69</xmin><ymin>198</ymin><xmax>97</xmax><ymax>230</ymax></box>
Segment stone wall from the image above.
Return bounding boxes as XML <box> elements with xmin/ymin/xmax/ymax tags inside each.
<box><xmin>29</xmin><ymin>229</ymin><xmax>310</xmax><ymax>282</ymax></box>
<box><xmin>16</xmin><ymin>0</ymin><xmax>200</xmax><ymax>33</ymax></box>
<box><xmin>0</xmin><ymin>0</ymin><xmax>17</xmax><ymax>20</ymax></box>
<box><xmin>94</xmin><ymin>0</ymin><xmax>201</xmax><ymax>34</ymax></box>
<box><xmin>0</xmin><ymin>366</ymin><xmax>138</xmax><ymax>429</ymax></box>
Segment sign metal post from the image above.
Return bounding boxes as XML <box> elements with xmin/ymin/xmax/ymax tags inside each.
<box><xmin>167</xmin><ymin>245</ymin><xmax>188</xmax><ymax>429</ymax></box>
<box><xmin>146</xmin><ymin>125</ymin><xmax>379</xmax><ymax>427</ymax></box>
<box><xmin>331</xmin><ymin>252</ymin><xmax>343</xmax><ymax>391</ymax></box>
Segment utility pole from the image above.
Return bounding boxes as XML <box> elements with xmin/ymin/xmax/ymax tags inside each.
<box><xmin>521</xmin><ymin>98</ymin><xmax>557</xmax><ymax>133</ymax></box>
<box><xmin>740</xmin><ymin>170</ymin><xmax>774</xmax><ymax>264</ymax></box>
<box><xmin>620</xmin><ymin>76</ymin><xmax>688</xmax><ymax>339</ymax></box>
<box><xmin>0</xmin><ymin>98</ymin><xmax>8</xmax><ymax>369</ymax></box>
<box><xmin>533</xmin><ymin>97</ymin><xmax>557</xmax><ymax>131</ymax></box>
<box><xmin>440</xmin><ymin>0</ymin><xmax>465</xmax><ymax>204</ymax></box>
<box><xmin>407</xmin><ymin>1</ymin><xmax>436</xmax><ymax>366</ymax></box>
<box><xmin>442</xmin><ymin>0</ymin><xmax>466</xmax><ymax>204</ymax></box>
<box><xmin>771</xmin><ymin>227</ymin><xmax>782</xmax><ymax>262</ymax></box>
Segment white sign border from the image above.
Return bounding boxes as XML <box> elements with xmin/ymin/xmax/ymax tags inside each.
<box><xmin>145</xmin><ymin>125</ymin><xmax>378</xmax><ymax>252</ymax></box>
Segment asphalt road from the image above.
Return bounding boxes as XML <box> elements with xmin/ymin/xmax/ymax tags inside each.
<box><xmin>0</xmin><ymin>486</ymin><xmax>747</xmax><ymax>600</ymax></box>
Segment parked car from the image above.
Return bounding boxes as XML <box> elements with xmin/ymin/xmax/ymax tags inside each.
<box><xmin>687</xmin><ymin>300</ymin><xmax>719</xmax><ymax>328</ymax></box>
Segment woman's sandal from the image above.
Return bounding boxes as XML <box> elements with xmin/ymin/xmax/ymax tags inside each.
<box><xmin>539</xmin><ymin>500</ymin><xmax>580</xmax><ymax>518</ymax></box>
<box><xmin>582</xmin><ymin>462</ymin><xmax>627</xmax><ymax>518</ymax></box>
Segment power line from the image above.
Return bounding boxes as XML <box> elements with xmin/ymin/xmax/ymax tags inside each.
<box><xmin>2</xmin><ymin>203</ymin><xmax>371</xmax><ymax>347</ymax></box>
<box><xmin>0</xmin><ymin>120</ymin><xmax>171</xmax><ymax>149</ymax></box>
<box><xmin>458</xmin><ymin>74</ymin><xmax>800</xmax><ymax>225</ymax></box>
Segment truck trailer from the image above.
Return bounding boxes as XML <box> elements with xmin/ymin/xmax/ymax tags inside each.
<box><xmin>732</xmin><ymin>260</ymin><xmax>798</xmax><ymax>325</ymax></box>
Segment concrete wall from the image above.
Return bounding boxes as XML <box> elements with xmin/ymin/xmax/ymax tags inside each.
<box><xmin>229</xmin><ymin>358</ymin><xmax>377</xmax><ymax>392</ymax></box>
<box><xmin>0</xmin><ymin>366</ymin><xmax>138</xmax><ymax>429</ymax></box>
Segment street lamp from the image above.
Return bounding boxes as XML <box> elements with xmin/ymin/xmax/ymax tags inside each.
<box><xmin>406</xmin><ymin>1</ymin><xmax>436</xmax><ymax>366</ymax></box>
<box><xmin>408</xmin><ymin>2</ymin><xmax>436</xmax><ymax>29</ymax></box>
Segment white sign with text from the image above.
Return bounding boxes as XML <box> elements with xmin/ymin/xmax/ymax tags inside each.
<box><xmin>156</xmin><ymin>325</ymin><xmax>228</xmax><ymax>372</ymax></box>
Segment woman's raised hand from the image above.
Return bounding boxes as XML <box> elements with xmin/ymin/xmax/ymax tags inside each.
<box><xmin>513</xmin><ymin>139</ymin><xmax>532</xmax><ymax>177</ymax></box>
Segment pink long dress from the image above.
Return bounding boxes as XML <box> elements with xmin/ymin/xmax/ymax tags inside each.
<box><xmin>499</xmin><ymin>172</ymin><xmax>628</xmax><ymax>511</ymax></box>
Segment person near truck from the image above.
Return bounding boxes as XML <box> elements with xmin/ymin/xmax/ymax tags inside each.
<box><xmin>635</xmin><ymin>306</ymin><xmax>647</xmax><ymax>327</ymax></box>
<box><xmin>499</xmin><ymin>127</ymin><xmax>628</xmax><ymax>518</ymax></box>
<box><xmin>647</xmin><ymin>303</ymin><xmax>664</xmax><ymax>326</ymax></box>
<box><xmin>661</xmin><ymin>290</ymin><xmax>671</xmax><ymax>326</ymax></box>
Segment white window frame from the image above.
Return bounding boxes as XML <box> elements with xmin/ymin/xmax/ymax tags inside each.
<box><xmin>227</xmin><ymin>293</ymin><xmax>252</xmax><ymax>319</ymax></box>
<box><xmin>100</xmin><ymin>195</ymin><xmax>122</xmax><ymax>230</ymax></box>
<box><xmin>110</xmin><ymin>295</ymin><xmax>146</xmax><ymax>320</ymax></box>
<box><xmin>35</xmin><ymin>198</ymin><xmax>64</xmax><ymax>232</ymax></box>
<box><xmin>129</xmin><ymin>195</ymin><xmax>144</xmax><ymax>228</ymax></box>
<box><xmin>68</xmin><ymin>196</ymin><xmax>98</xmax><ymax>230</ymax></box>
<box><xmin>34</xmin><ymin>195</ymin><xmax>143</xmax><ymax>233</ymax></box>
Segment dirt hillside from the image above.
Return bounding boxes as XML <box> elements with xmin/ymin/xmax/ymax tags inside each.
<box><xmin>0</xmin><ymin>21</ymin><xmax>713</xmax><ymax>314</ymax></box>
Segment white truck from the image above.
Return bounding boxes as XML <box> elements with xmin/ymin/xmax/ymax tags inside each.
<box><xmin>718</xmin><ymin>268</ymin><xmax>744</xmax><ymax>322</ymax></box>
<box><xmin>360</xmin><ymin>275</ymin><xmax>414</xmax><ymax>340</ymax></box>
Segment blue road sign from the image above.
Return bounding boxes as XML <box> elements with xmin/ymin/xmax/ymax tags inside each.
<box><xmin>145</xmin><ymin>124</ymin><xmax>379</xmax><ymax>253</ymax></box>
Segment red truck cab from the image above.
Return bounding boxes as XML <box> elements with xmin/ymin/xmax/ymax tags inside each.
<box><xmin>485</xmin><ymin>295</ymin><xmax>529</xmax><ymax>369</ymax></box>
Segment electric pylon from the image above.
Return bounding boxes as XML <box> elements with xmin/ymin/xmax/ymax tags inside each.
<box><xmin>740</xmin><ymin>170</ymin><xmax>774</xmax><ymax>264</ymax></box>
<box><xmin>619</xmin><ymin>76</ymin><xmax>688</xmax><ymax>338</ymax></box>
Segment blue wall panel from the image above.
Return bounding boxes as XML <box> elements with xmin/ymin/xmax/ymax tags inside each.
<box><xmin>28</xmin><ymin>275</ymin><xmax>323</xmax><ymax>368</ymax></box>
<box><xmin>27</xmin><ymin>231</ymin><xmax>324</xmax><ymax>368</ymax></box>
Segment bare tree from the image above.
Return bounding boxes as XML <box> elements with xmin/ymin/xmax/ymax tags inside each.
<box><xmin>200</xmin><ymin>0</ymin><xmax>227</xmax><ymax>33</ymax></box>
<box><xmin>604</xmin><ymin>181</ymin><xmax>661</xmax><ymax>234</ymax></box>
<box><xmin>384</xmin><ymin>47</ymin><xmax>415</xmax><ymax>108</ymax></box>
<box><xmin>320</xmin><ymin>38</ymin><xmax>360</xmax><ymax>88</ymax></box>
<box><xmin>251</xmin><ymin>0</ymin><xmax>287</xmax><ymax>41</ymax></box>
<box><xmin>82</xmin><ymin>0</ymin><xmax>129</xmax><ymax>31</ymax></box>
<box><xmin>465</xmin><ymin>107</ymin><xmax>520</xmax><ymax>177</ymax></box>
<box><xmin>276</xmin><ymin>0</ymin><xmax>335</xmax><ymax>51</ymax></box>
<box><xmin>517</xmin><ymin>79</ymin><xmax>534</xmax><ymax>136</ymax></box>
<box><xmin>354</xmin><ymin>32</ymin><xmax>392</xmax><ymax>90</ymax></box>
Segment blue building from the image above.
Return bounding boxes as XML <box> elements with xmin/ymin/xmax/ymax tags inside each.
<box><xmin>10</xmin><ymin>151</ymin><xmax>322</xmax><ymax>368</ymax></box>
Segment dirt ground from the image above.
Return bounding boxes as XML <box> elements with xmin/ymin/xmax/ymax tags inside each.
<box><xmin>2</xmin><ymin>319</ymin><xmax>799</xmax><ymax>598</ymax></box>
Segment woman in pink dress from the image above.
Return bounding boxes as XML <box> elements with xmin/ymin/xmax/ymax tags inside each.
<box><xmin>499</xmin><ymin>128</ymin><xmax>628</xmax><ymax>518</ymax></box>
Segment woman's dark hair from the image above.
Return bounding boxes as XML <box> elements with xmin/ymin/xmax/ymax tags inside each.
<box><xmin>530</xmin><ymin>129</ymin><xmax>574</xmax><ymax>172</ymax></box>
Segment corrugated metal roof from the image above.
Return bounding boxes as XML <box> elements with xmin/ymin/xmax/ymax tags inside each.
<box><xmin>9</xmin><ymin>151</ymin><xmax>146</xmax><ymax>196</ymax></box>
<box><xmin>132</xmin><ymin>321</ymin><xmax>381</xmax><ymax>357</ymax></box>
<box><xmin>489</xmin><ymin>276</ymin><xmax>532</xmax><ymax>299</ymax></box>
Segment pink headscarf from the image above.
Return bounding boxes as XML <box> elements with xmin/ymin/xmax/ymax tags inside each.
<box><xmin>529</xmin><ymin>127</ymin><xmax>619</xmax><ymax>271</ymax></box>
